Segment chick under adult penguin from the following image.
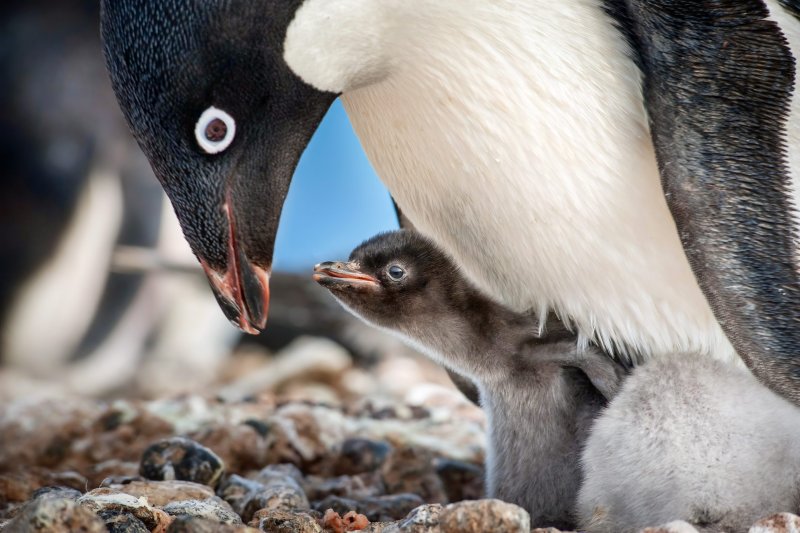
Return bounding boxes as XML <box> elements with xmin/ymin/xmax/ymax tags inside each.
<box><xmin>314</xmin><ymin>230</ymin><xmax>625</xmax><ymax>529</ymax></box>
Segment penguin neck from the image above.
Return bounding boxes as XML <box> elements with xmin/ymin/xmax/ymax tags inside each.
<box><xmin>389</xmin><ymin>285</ymin><xmax>547</xmax><ymax>383</ymax></box>
<box><xmin>340</xmin><ymin>0</ymin><xmax>736</xmax><ymax>364</ymax></box>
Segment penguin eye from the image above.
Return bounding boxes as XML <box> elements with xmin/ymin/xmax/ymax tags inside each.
<box><xmin>195</xmin><ymin>106</ymin><xmax>236</xmax><ymax>154</ymax></box>
<box><xmin>387</xmin><ymin>265</ymin><xmax>405</xmax><ymax>280</ymax></box>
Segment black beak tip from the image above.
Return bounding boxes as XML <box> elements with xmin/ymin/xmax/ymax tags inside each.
<box><xmin>209</xmin><ymin>282</ymin><xmax>243</xmax><ymax>325</ymax></box>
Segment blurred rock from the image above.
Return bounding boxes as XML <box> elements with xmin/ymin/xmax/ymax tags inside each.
<box><xmin>162</xmin><ymin>497</ymin><xmax>242</xmax><ymax>524</ymax></box>
<box><xmin>100</xmin><ymin>480</ymin><xmax>214</xmax><ymax>507</ymax></box>
<box><xmin>0</xmin><ymin>473</ymin><xmax>51</xmax><ymax>506</ymax></box>
<box><xmin>0</xmin><ymin>398</ymin><xmax>100</xmax><ymax>471</ymax></box>
<box><xmin>167</xmin><ymin>515</ymin><xmax>259</xmax><ymax>533</ymax></box>
<box><xmin>373</xmin><ymin>358</ymin><xmax>451</xmax><ymax>401</ymax></box>
<box><xmin>314</xmin><ymin>494</ymin><xmax>425</xmax><ymax>522</ymax></box>
<box><xmin>304</xmin><ymin>473</ymin><xmax>385</xmax><ymax>502</ymax></box>
<box><xmin>216</xmin><ymin>337</ymin><xmax>352</xmax><ymax>403</ymax></box>
<box><xmin>380</xmin><ymin>444</ymin><xmax>447</xmax><ymax>504</ymax></box>
<box><xmin>438</xmin><ymin>499</ymin><xmax>530</xmax><ymax>533</ymax></box>
<box><xmin>0</xmin><ymin>471</ymin><xmax>87</xmax><ymax>508</ymax></box>
<box><xmin>249</xmin><ymin>508</ymin><xmax>323</xmax><ymax>532</ymax></box>
<box><xmin>241</xmin><ymin>464</ymin><xmax>310</xmax><ymax>522</ymax></box>
<box><xmin>101</xmin><ymin>512</ymin><xmax>151</xmax><ymax>533</ymax></box>
<box><xmin>78</xmin><ymin>488</ymin><xmax>173</xmax><ymax>530</ymax></box>
<box><xmin>4</xmin><ymin>493</ymin><xmax>106</xmax><ymax>533</ymax></box>
<box><xmin>254</xmin><ymin>464</ymin><xmax>305</xmax><ymax>488</ymax></box>
<box><xmin>93</xmin><ymin>460</ymin><xmax>141</xmax><ymax>487</ymax></box>
<box><xmin>30</xmin><ymin>486</ymin><xmax>82</xmax><ymax>501</ymax></box>
<box><xmin>217</xmin><ymin>475</ymin><xmax>266</xmax><ymax>517</ymax></box>
<box><xmin>433</xmin><ymin>459</ymin><xmax>484</xmax><ymax>502</ymax></box>
<box><xmin>381</xmin><ymin>503</ymin><xmax>442</xmax><ymax>533</ymax></box>
<box><xmin>139</xmin><ymin>437</ymin><xmax>224</xmax><ymax>487</ymax></box>
<box><xmin>270</xmin><ymin>402</ymin><xmax>348</xmax><ymax>472</ymax></box>
<box><xmin>191</xmin><ymin>424</ymin><xmax>269</xmax><ymax>475</ymax></box>
<box><xmin>334</xmin><ymin>439</ymin><xmax>392</xmax><ymax>476</ymax></box>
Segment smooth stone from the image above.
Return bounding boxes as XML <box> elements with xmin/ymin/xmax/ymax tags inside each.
<box><xmin>438</xmin><ymin>499</ymin><xmax>530</xmax><ymax>533</ymax></box>
<box><xmin>140</xmin><ymin>437</ymin><xmax>224</xmax><ymax>487</ymax></box>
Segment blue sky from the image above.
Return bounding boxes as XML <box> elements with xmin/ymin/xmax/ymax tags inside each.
<box><xmin>272</xmin><ymin>101</ymin><xmax>399</xmax><ymax>272</ymax></box>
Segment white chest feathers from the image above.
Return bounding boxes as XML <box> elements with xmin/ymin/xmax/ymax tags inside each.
<box><xmin>286</xmin><ymin>0</ymin><xmax>741</xmax><ymax>364</ymax></box>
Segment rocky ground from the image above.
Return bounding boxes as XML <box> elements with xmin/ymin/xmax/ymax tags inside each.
<box><xmin>1</xmin><ymin>336</ymin><xmax>799</xmax><ymax>532</ymax></box>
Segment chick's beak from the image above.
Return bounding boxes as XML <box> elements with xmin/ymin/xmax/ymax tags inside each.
<box><xmin>313</xmin><ymin>261</ymin><xmax>379</xmax><ymax>288</ymax></box>
<box><xmin>200</xmin><ymin>204</ymin><xmax>270</xmax><ymax>334</ymax></box>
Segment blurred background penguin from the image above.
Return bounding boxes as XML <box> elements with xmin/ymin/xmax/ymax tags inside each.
<box><xmin>0</xmin><ymin>0</ymin><xmax>412</xmax><ymax>401</ymax></box>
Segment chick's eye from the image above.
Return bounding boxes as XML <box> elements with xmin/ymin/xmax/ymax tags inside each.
<box><xmin>388</xmin><ymin>265</ymin><xmax>405</xmax><ymax>280</ymax></box>
<box><xmin>195</xmin><ymin>106</ymin><xmax>236</xmax><ymax>154</ymax></box>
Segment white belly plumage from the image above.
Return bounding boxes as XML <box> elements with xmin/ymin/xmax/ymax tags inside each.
<box><xmin>289</xmin><ymin>0</ymin><xmax>800</xmax><ymax>365</ymax></box>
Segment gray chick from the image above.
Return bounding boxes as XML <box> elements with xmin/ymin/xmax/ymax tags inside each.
<box><xmin>578</xmin><ymin>355</ymin><xmax>800</xmax><ymax>533</ymax></box>
<box><xmin>314</xmin><ymin>229</ymin><xmax>625</xmax><ymax>529</ymax></box>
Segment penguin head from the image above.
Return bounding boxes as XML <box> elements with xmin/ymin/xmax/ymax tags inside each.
<box><xmin>313</xmin><ymin>230</ymin><xmax>462</xmax><ymax>329</ymax></box>
<box><xmin>100</xmin><ymin>0</ymin><xmax>338</xmax><ymax>332</ymax></box>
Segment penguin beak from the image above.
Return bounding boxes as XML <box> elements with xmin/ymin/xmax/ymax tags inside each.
<box><xmin>200</xmin><ymin>204</ymin><xmax>270</xmax><ymax>334</ymax></box>
<box><xmin>313</xmin><ymin>261</ymin><xmax>379</xmax><ymax>289</ymax></box>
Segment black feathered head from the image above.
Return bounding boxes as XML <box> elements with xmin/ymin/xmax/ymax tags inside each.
<box><xmin>101</xmin><ymin>0</ymin><xmax>337</xmax><ymax>332</ymax></box>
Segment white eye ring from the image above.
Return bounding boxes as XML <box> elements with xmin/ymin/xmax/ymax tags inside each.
<box><xmin>194</xmin><ymin>106</ymin><xmax>236</xmax><ymax>154</ymax></box>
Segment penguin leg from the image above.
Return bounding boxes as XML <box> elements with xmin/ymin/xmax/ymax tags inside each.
<box><xmin>608</xmin><ymin>0</ymin><xmax>800</xmax><ymax>403</ymax></box>
<box><xmin>391</xmin><ymin>196</ymin><xmax>482</xmax><ymax>405</ymax></box>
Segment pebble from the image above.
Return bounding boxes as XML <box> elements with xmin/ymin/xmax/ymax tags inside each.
<box><xmin>380</xmin><ymin>444</ymin><xmax>447</xmax><ymax>504</ymax></box>
<box><xmin>30</xmin><ymin>486</ymin><xmax>82</xmax><ymax>501</ymax></box>
<box><xmin>314</xmin><ymin>494</ymin><xmax>426</xmax><ymax>522</ymax></box>
<box><xmin>241</xmin><ymin>464</ymin><xmax>311</xmax><ymax>522</ymax></box>
<box><xmin>254</xmin><ymin>463</ymin><xmax>305</xmax><ymax>487</ymax></box>
<box><xmin>4</xmin><ymin>492</ymin><xmax>107</xmax><ymax>533</ymax></box>
<box><xmin>249</xmin><ymin>508</ymin><xmax>323</xmax><ymax>532</ymax></box>
<box><xmin>381</xmin><ymin>503</ymin><xmax>443</xmax><ymax>533</ymax></box>
<box><xmin>162</xmin><ymin>497</ymin><xmax>242</xmax><ymax>524</ymax></box>
<box><xmin>166</xmin><ymin>515</ymin><xmax>260</xmax><ymax>533</ymax></box>
<box><xmin>304</xmin><ymin>473</ymin><xmax>385</xmax><ymax>501</ymax></box>
<box><xmin>0</xmin><ymin>472</ymin><xmax>87</xmax><ymax>506</ymax></box>
<box><xmin>438</xmin><ymin>499</ymin><xmax>530</xmax><ymax>533</ymax></box>
<box><xmin>433</xmin><ymin>459</ymin><xmax>484</xmax><ymax>502</ymax></box>
<box><xmin>334</xmin><ymin>439</ymin><xmax>392</xmax><ymax>476</ymax></box>
<box><xmin>270</xmin><ymin>403</ymin><xmax>347</xmax><ymax>471</ymax></box>
<box><xmin>215</xmin><ymin>336</ymin><xmax>352</xmax><ymax>403</ymax></box>
<box><xmin>139</xmin><ymin>437</ymin><xmax>225</xmax><ymax>487</ymax></box>
<box><xmin>78</xmin><ymin>488</ymin><xmax>173</xmax><ymax>532</ymax></box>
<box><xmin>191</xmin><ymin>424</ymin><xmax>270</xmax><ymax>474</ymax></box>
<box><xmin>104</xmin><ymin>480</ymin><xmax>216</xmax><ymax>507</ymax></box>
<box><xmin>217</xmin><ymin>475</ymin><xmax>267</xmax><ymax>517</ymax></box>
<box><xmin>101</xmin><ymin>512</ymin><xmax>151</xmax><ymax>533</ymax></box>
<box><xmin>92</xmin><ymin>460</ymin><xmax>141</xmax><ymax>487</ymax></box>
<box><xmin>0</xmin><ymin>473</ymin><xmax>35</xmax><ymax>504</ymax></box>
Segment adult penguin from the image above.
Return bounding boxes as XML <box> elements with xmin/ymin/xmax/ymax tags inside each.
<box><xmin>100</xmin><ymin>1</ymin><xmax>800</xmax><ymax>403</ymax></box>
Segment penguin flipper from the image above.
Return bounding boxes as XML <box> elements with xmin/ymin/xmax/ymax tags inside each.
<box><xmin>610</xmin><ymin>0</ymin><xmax>800</xmax><ymax>403</ymax></box>
<box><xmin>390</xmin><ymin>196</ymin><xmax>416</xmax><ymax>232</ymax></box>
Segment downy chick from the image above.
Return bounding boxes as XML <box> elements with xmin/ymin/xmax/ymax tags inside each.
<box><xmin>314</xmin><ymin>229</ymin><xmax>624</xmax><ymax>528</ymax></box>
